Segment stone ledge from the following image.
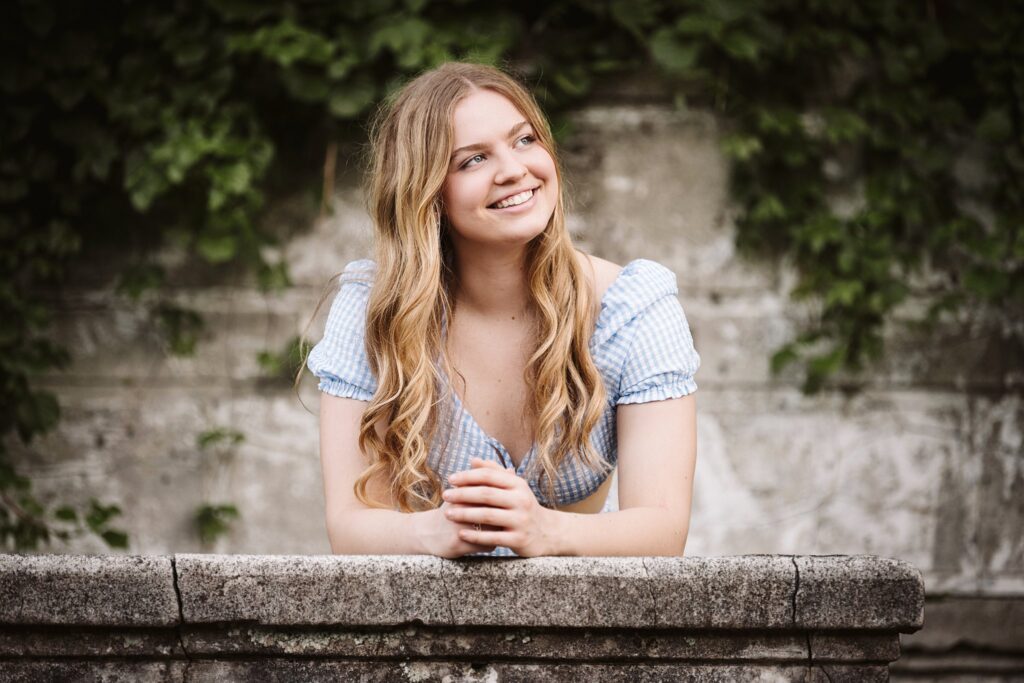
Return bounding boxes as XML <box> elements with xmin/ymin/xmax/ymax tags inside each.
<box><xmin>0</xmin><ymin>554</ymin><xmax>923</xmax><ymax>681</ymax></box>
<box><xmin>1</xmin><ymin>554</ymin><xmax>923</xmax><ymax>631</ymax></box>
<box><xmin>173</xmin><ymin>554</ymin><xmax>921</xmax><ymax>630</ymax></box>
<box><xmin>795</xmin><ymin>555</ymin><xmax>925</xmax><ymax>630</ymax></box>
<box><xmin>0</xmin><ymin>554</ymin><xmax>178</xmax><ymax>626</ymax></box>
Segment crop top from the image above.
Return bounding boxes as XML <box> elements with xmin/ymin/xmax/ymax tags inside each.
<box><xmin>307</xmin><ymin>258</ymin><xmax>700</xmax><ymax>556</ymax></box>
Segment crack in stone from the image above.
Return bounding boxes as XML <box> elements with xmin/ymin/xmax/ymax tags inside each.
<box><xmin>438</xmin><ymin>559</ymin><xmax>456</xmax><ymax>625</ymax></box>
<box><xmin>790</xmin><ymin>556</ymin><xmax>800</xmax><ymax>627</ymax></box>
<box><xmin>792</xmin><ymin>557</ymin><xmax>827</xmax><ymax>683</ymax></box>
<box><xmin>169</xmin><ymin>556</ymin><xmax>192</xmax><ymax>662</ymax></box>
<box><xmin>640</xmin><ymin>557</ymin><xmax>659</xmax><ymax>626</ymax></box>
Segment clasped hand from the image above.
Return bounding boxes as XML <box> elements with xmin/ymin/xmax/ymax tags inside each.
<box><xmin>439</xmin><ymin>457</ymin><xmax>556</xmax><ymax>558</ymax></box>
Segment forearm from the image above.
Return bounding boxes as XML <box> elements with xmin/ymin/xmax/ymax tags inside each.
<box><xmin>327</xmin><ymin>508</ymin><xmax>426</xmax><ymax>555</ymax></box>
<box><xmin>549</xmin><ymin>506</ymin><xmax>688</xmax><ymax>556</ymax></box>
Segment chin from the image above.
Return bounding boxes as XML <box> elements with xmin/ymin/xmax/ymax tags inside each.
<box><xmin>493</xmin><ymin>219</ymin><xmax>550</xmax><ymax>246</ymax></box>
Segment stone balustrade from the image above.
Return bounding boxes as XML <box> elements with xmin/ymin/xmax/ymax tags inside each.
<box><xmin>0</xmin><ymin>554</ymin><xmax>923</xmax><ymax>681</ymax></box>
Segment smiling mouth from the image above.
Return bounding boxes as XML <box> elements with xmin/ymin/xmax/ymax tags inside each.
<box><xmin>488</xmin><ymin>187</ymin><xmax>538</xmax><ymax>209</ymax></box>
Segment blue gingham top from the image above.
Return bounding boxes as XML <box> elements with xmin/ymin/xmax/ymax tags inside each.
<box><xmin>308</xmin><ymin>258</ymin><xmax>700</xmax><ymax>556</ymax></box>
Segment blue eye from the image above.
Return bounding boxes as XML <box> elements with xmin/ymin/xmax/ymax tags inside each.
<box><xmin>461</xmin><ymin>153</ymin><xmax>485</xmax><ymax>169</ymax></box>
<box><xmin>516</xmin><ymin>134</ymin><xmax>536</xmax><ymax>147</ymax></box>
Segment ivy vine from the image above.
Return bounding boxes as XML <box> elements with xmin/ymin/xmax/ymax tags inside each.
<box><xmin>1</xmin><ymin>0</ymin><xmax>1020</xmax><ymax>550</ymax></box>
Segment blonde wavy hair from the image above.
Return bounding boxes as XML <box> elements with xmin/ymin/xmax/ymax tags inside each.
<box><xmin>341</xmin><ymin>62</ymin><xmax>610</xmax><ymax>511</ymax></box>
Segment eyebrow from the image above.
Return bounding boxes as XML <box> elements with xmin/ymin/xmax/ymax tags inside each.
<box><xmin>449</xmin><ymin>121</ymin><xmax>532</xmax><ymax>163</ymax></box>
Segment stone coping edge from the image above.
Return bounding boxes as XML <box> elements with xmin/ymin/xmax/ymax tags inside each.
<box><xmin>0</xmin><ymin>554</ymin><xmax>923</xmax><ymax>631</ymax></box>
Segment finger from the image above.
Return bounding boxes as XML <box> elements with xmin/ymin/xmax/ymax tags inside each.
<box><xmin>470</xmin><ymin>457</ymin><xmax>505</xmax><ymax>469</ymax></box>
<box><xmin>443</xmin><ymin>485</ymin><xmax>516</xmax><ymax>508</ymax></box>
<box><xmin>470</xmin><ymin>458</ymin><xmax>514</xmax><ymax>474</ymax></box>
<box><xmin>449</xmin><ymin>467</ymin><xmax>519</xmax><ymax>489</ymax></box>
<box><xmin>458</xmin><ymin>527</ymin><xmax>520</xmax><ymax>549</ymax></box>
<box><xmin>446</xmin><ymin>505</ymin><xmax>517</xmax><ymax>528</ymax></box>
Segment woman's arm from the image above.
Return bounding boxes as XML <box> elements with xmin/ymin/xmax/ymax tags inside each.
<box><xmin>445</xmin><ymin>394</ymin><xmax>697</xmax><ymax>556</ymax></box>
<box><xmin>319</xmin><ymin>393</ymin><xmax>496</xmax><ymax>557</ymax></box>
<box><xmin>554</xmin><ymin>394</ymin><xmax>696</xmax><ymax>555</ymax></box>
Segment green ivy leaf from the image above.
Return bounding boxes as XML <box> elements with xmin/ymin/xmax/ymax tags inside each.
<box><xmin>676</xmin><ymin>14</ymin><xmax>724</xmax><ymax>39</ymax></box>
<box><xmin>257</xmin><ymin>336</ymin><xmax>307</xmax><ymax>380</ymax></box>
<box><xmin>823</xmin><ymin>109</ymin><xmax>869</xmax><ymax>143</ymax></box>
<box><xmin>328</xmin><ymin>79</ymin><xmax>378</xmax><ymax>118</ymax></box>
<box><xmin>230</xmin><ymin>19</ymin><xmax>334</xmax><ymax>66</ymax></box>
<box><xmin>15</xmin><ymin>390</ymin><xmax>60</xmax><ymax>443</ymax></box>
<box><xmin>279</xmin><ymin>68</ymin><xmax>332</xmax><ymax>103</ymax></box>
<box><xmin>196</xmin><ymin>233</ymin><xmax>238</xmax><ymax>263</ymax></box>
<box><xmin>368</xmin><ymin>16</ymin><xmax>432</xmax><ymax>68</ymax></box>
<box><xmin>195</xmin><ymin>503</ymin><xmax>240</xmax><ymax>544</ymax></box>
<box><xmin>327</xmin><ymin>52</ymin><xmax>360</xmax><ymax>80</ymax></box>
<box><xmin>117</xmin><ymin>264</ymin><xmax>166</xmax><ymax>301</ymax></box>
<box><xmin>611</xmin><ymin>0</ymin><xmax>660</xmax><ymax>38</ymax></box>
<box><xmin>258</xmin><ymin>261</ymin><xmax>290</xmax><ymax>291</ymax></box>
<box><xmin>85</xmin><ymin>499</ymin><xmax>122</xmax><ymax>532</ymax></box>
<box><xmin>649</xmin><ymin>29</ymin><xmax>700</xmax><ymax>76</ymax></box>
<box><xmin>197</xmin><ymin>428</ymin><xmax>245</xmax><ymax>450</ymax></box>
<box><xmin>54</xmin><ymin>506</ymin><xmax>77</xmax><ymax>522</ymax></box>
<box><xmin>825</xmin><ymin>280</ymin><xmax>864</xmax><ymax>308</ymax></box>
<box><xmin>124</xmin><ymin>158</ymin><xmax>170</xmax><ymax>212</ymax></box>
<box><xmin>721</xmin><ymin>30</ymin><xmax>760</xmax><ymax>61</ymax></box>
<box><xmin>804</xmin><ymin>346</ymin><xmax>847</xmax><ymax>393</ymax></box>
<box><xmin>770</xmin><ymin>344</ymin><xmax>799</xmax><ymax>374</ymax></box>
<box><xmin>101</xmin><ymin>530</ymin><xmax>129</xmax><ymax>549</ymax></box>
<box><xmin>157</xmin><ymin>305</ymin><xmax>204</xmax><ymax>356</ymax></box>
<box><xmin>750</xmin><ymin>194</ymin><xmax>786</xmax><ymax>222</ymax></box>
<box><xmin>721</xmin><ymin>134</ymin><xmax>763</xmax><ymax>161</ymax></box>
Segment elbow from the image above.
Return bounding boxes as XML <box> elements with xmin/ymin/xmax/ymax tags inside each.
<box><xmin>657</xmin><ymin>525</ymin><xmax>687</xmax><ymax>556</ymax></box>
<box><xmin>676</xmin><ymin>524</ymin><xmax>690</xmax><ymax>556</ymax></box>
<box><xmin>663</xmin><ymin>509</ymin><xmax>689</xmax><ymax>556</ymax></box>
<box><xmin>325</xmin><ymin>517</ymin><xmax>344</xmax><ymax>554</ymax></box>
<box><xmin>325</xmin><ymin>508</ymin><xmax>358</xmax><ymax>554</ymax></box>
<box><xmin>675</xmin><ymin>509</ymin><xmax>691</xmax><ymax>555</ymax></box>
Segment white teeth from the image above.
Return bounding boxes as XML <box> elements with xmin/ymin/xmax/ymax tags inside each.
<box><xmin>493</xmin><ymin>189</ymin><xmax>534</xmax><ymax>209</ymax></box>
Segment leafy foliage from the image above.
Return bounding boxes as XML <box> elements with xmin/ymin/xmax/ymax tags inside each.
<box><xmin>197</xmin><ymin>428</ymin><xmax>246</xmax><ymax>451</ymax></box>
<box><xmin>257</xmin><ymin>336</ymin><xmax>308</xmax><ymax>382</ymax></box>
<box><xmin>195</xmin><ymin>503</ymin><xmax>240</xmax><ymax>546</ymax></box>
<box><xmin>666</xmin><ymin>0</ymin><xmax>1024</xmax><ymax>391</ymax></box>
<box><xmin>1</xmin><ymin>0</ymin><xmax>1021</xmax><ymax>549</ymax></box>
<box><xmin>0</xmin><ymin>488</ymin><xmax>127</xmax><ymax>551</ymax></box>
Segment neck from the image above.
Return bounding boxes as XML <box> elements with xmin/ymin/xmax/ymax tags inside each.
<box><xmin>451</xmin><ymin>242</ymin><xmax>531</xmax><ymax>317</ymax></box>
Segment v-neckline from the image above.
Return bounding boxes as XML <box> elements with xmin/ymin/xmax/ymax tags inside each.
<box><xmin>448</xmin><ymin>387</ymin><xmax>534</xmax><ymax>473</ymax></box>
<box><xmin>442</xmin><ymin>259</ymin><xmax>643</xmax><ymax>471</ymax></box>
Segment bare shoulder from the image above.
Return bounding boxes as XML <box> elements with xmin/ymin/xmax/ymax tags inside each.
<box><xmin>575</xmin><ymin>251</ymin><xmax>623</xmax><ymax>301</ymax></box>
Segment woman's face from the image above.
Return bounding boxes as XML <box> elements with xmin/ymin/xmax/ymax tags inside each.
<box><xmin>441</xmin><ymin>89</ymin><xmax>558</xmax><ymax>251</ymax></box>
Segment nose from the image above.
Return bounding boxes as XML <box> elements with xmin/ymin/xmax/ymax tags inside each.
<box><xmin>494</xmin><ymin>149</ymin><xmax>528</xmax><ymax>185</ymax></box>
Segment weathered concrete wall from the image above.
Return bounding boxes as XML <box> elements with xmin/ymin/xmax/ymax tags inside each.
<box><xmin>0</xmin><ymin>554</ymin><xmax>923</xmax><ymax>681</ymax></box>
<box><xmin>9</xmin><ymin>102</ymin><xmax>1023</xmax><ymax>678</ymax></box>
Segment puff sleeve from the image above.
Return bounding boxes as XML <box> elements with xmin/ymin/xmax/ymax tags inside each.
<box><xmin>608</xmin><ymin>261</ymin><xmax>700</xmax><ymax>405</ymax></box>
<box><xmin>306</xmin><ymin>259</ymin><xmax>378</xmax><ymax>401</ymax></box>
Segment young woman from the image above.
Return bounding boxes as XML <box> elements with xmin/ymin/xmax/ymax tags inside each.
<box><xmin>307</xmin><ymin>62</ymin><xmax>700</xmax><ymax>558</ymax></box>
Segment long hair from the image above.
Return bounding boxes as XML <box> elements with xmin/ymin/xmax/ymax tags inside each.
<box><xmin>356</xmin><ymin>62</ymin><xmax>609</xmax><ymax>511</ymax></box>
